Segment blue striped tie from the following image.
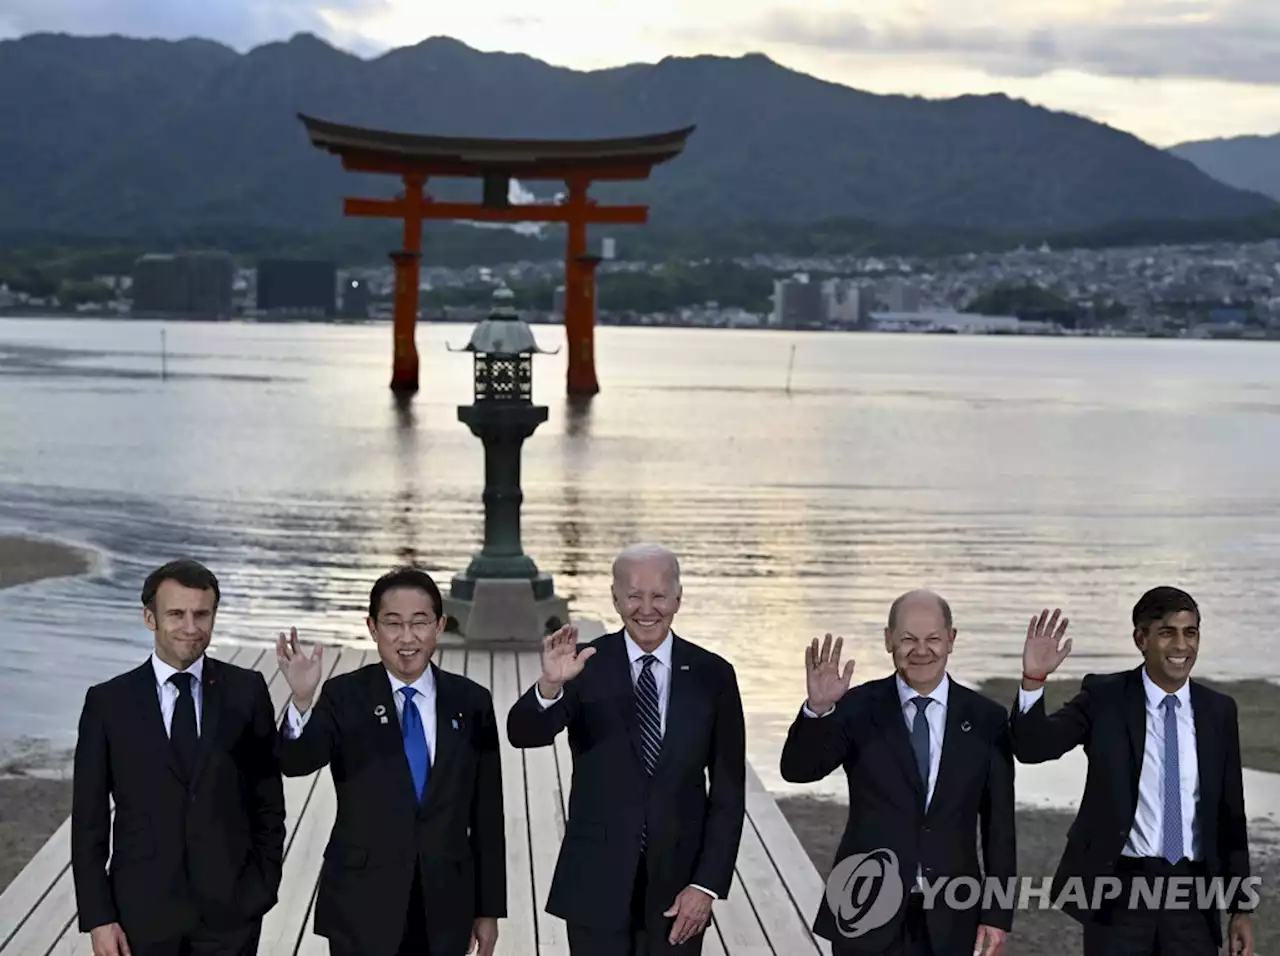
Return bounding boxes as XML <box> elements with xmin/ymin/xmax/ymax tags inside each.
<box><xmin>636</xmin><ymin>655</ymin><xmax>662</xmax><ymax>850</ymax></box>
<box><xmin>1161</xmin><ymin>695</ymin><xmax>1184</xmax><ymax>864</ymax></box>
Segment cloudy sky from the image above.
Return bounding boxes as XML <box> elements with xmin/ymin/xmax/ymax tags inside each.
<box><xmin>3</xmin><ymin>0</ymin><xmax>1279</xmax><ymax>146</ymax></box>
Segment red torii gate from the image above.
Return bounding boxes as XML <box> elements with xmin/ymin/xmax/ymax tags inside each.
<box><xmin>298</xmin><ymin>114</ymin><xmax>695</xmax><ymax>395</ymax></box>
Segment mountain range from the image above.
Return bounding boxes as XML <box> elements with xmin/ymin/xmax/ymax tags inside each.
<box><xmin>0</xmin><ymin>31</ymin><xmax>1276</xmax><ymax>247</ymax></box>
<box><xmin>1168</xmin><ymin>133</ymin><xmax>1280</xmax><ymax>204</ymax></box>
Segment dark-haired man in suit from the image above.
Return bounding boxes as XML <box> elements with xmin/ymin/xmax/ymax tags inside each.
<box><xmin>1013</xmin><ymin>587</ymin><xmax>1255</xmax><ymax>956</ymax></box>
<box><xmin>276</xmin><ymin>566</ymin><xmax>506</xmax><ymax>956</ymax></box>
<box><xmin>780</xmin><ymin>589</ymin><xmax>1016</xmax><ymax>956</ymax></box>
<box><xmin>72</xmin><ymin>559</ymin><xmax>285</xmax><ymax>956</ymax></box>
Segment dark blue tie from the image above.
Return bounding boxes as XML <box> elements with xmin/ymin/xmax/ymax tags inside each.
<box><xmin>400</xmin><ymin>687</ymin><xmax>430</xmax><ymax>804</ymax></box>
<box><xmin>635</xmin><ymin>655</ymin><xmax>662</xmax><ymax>850</ymax></box>
<box><xmin>910</xmin><ymin>697</ymin><xmax>933</xmax><ymax>800</ymax></box>
<box><xmin>1162</xmin><ymin>695</ymin><xmax>1184</xmax><ymax>863</ymax></box>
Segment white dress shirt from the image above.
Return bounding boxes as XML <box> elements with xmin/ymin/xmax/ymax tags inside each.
<box><xmin>534</xmin><ymin>631</ymin><xmax>718</xmax><ymax>900</ymax></box>
<box><xmin>1017</xmin><ymin>668</ymin><xmax>1199</xmax><ymax>860</ymax></box>
<box><xmin>285</xmin><ymin>665</ymin><xmax>437</xmax><ymax>765</ymax></box>
<box><xmin>804</xmin><ymin>674</ymin><xmax>950</xmax><ymax>808</ymax></box>
<box><xmin>150</xmin><ymin>651</ymin><xmax>204</xmax><ymax>737</ymax></box>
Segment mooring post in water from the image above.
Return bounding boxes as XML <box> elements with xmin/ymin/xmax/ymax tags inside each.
<box><xmin>785</xmin><ymin>343</ymin><xmax>796</xmax><ymax>394</ymax></box>
<box><xmin>160</xmin><ymin>327</ymin><xmax>167</xmax><ymax>381</ymax></box>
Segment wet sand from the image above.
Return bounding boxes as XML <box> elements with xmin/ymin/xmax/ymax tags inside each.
<box><xmin>0</xmin><ymin>534</ymin><xmax>92</xmax><ymax>589</ymax></box>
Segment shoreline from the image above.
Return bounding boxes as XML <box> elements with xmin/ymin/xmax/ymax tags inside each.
<box><xmin>0</xmin><ymin>534</ymin><xmax>94</xmax><ymax>590</ymax></box>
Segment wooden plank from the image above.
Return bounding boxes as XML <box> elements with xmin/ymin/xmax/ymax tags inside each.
<box><xmin>513</xmin><ymin>651</ymin><xmax>568</xmax><ymax>955</ymax></box>
<box><xmin>489</xmin><ymin>652</ymin><xmax>541</xmax><ymax>956</ymax></box>
<box><xmin>710</xmin><ymin>873</ymin><xmax>773</xmax><ymax>956</ymax></box>
<box><xmin>703</xmin><ymin>921</ymin><xmax>727</xmax><ymax>956</ymax></box>
<box><xmin>256</xmin><ymin>649</ymin><xmax>367</xmax><ymax>956</ymax></box>
<box><xmin>743</xmin><ymin>765</ymin><xmax>830</xmax><ymax>955</ymax></box>
<box><xmin>734</xmin><ymin>818</ymin><xmax>822</xmax><ymax>956</ymax></box>
<box><xmin>0</xmin><ymin>646</ymin><xmax>260</xmax><ymax>956</ymax></box>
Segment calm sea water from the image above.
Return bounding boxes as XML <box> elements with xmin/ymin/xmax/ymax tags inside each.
<box><xmin>2</xmin><ymin>317</ymin><xmax>1279</xmax><ymax>797</ymax></box>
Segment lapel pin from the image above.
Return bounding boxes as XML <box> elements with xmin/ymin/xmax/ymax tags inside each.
<box><xmin>679</xmin><ymin>665</ymin><xmax>690</xmax><ymax>671</ymax></box>
<box><xmin>960</xmin><ymin>720</ymin><xmax>972</xmax><ymax>732</ymax></box>
<box><xmin>452</xmin><ymin>718</ymin><xmax>460</xmax><ymax>730</ymax></box>
<box><xmin>375</xmin><ymin>704</ymin><xmax>388</xmax><ymax>724</ymax></box>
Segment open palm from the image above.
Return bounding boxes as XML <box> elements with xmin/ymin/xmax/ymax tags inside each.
<box><xmin>276</xmin><ymin>627</ymin><xmax>323</xmax><ymax>703</ymax></box>
<box><xmin>806</xmin><ymin>633</ymin><xmax>855</xmax><ymax>714</ymax></box>
<box><xmin>540</xmin><ymin>624</ymin><xmax>595</xmax><ymax>685</ymax></box>
<box><xmin>1023</xmin><ymin>608</ymin><xmax>1071</xmax><ymax>680</ymax></box>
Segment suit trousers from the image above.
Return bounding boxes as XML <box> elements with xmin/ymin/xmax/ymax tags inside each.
<box><xmin>330</xmin><ymin>860</ymin><xmax>432</xmax><ymax>956</ymax></box>
<box><xmin>831</xmin><ymin>894</ymin><xmax>933</xmax><ymax>956</ymax></box>
<box><xmin>1081</xmin><ymin>858</ymin><xmax>1217</xmax><ymax>956</ymax></box>
<box><xmin>567</xmin><ymin>856</ymin><xmax>705</xmax><ymax>956</ymax></box>
<box><xmin>128</xmin><ymin>918</ymin><xmax>262</xmax><ymax>956</ymax></box>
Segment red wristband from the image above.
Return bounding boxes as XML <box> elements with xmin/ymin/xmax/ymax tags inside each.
<box><xmin>1022</xmin><ymin>672</ymin><xmax>1048</xmax><ymax>683</ymax></box>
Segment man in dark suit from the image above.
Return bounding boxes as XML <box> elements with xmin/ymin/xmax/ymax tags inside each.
<box><xmin>71</xmin><ymin>559</ymin><xmax>285</xmax><ymax>956</ymax></box>
<box><xmin>1012</xmin><ymin>588</ymin><xmax>1255</xmax><ymax>956</ymax></box>
<box><xmin>274</xmin><ymin>566</ymin><xmax>505</xmax><ymax>956</ymax></box>
<box><xmin>780</xmin><ymin>589</ymin><xmax>1016</xmax><ymax>956</ymax></box>
<box><xmin>507</xmin><ymin>543</ymin><xmax>746</xmax><ymax>956</ymax></box>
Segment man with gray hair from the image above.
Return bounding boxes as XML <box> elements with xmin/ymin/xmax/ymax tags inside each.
<box><xmin>507</xmin><ymin>543</ymin><xmax>746</xmax><ymax>955</ymax></box>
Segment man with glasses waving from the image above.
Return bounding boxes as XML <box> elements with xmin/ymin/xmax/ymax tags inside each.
<box><xmin>276</xmin><ymin>566</ymin><xmax>506</xmax><ymax>956</ymax></box>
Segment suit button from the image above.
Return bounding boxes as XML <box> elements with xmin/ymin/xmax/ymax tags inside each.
<box><xmin>922</xmin><ymin>826</ymin><xmax>930</xmax><ymax>833</ymax></box>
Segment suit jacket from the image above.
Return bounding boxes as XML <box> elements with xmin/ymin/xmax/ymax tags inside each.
<box><xmin>279</xmin><ymin>661</ymin><xmax>505</xmax><ymax>956</ymax></box>
<box><xmin>780</xmin><ymin>674</ymin><xmax>1016</xmax><ymax>954</ymax></box>
<box><xmin>506</xmin><ymin>630</ymin><xmax>746</xmax><ymax>931</ymax></box>
<box><xmin>1009</xmin><ymin>667</ymin><xmax>1253</xmax><ymax>944</ymax></box>
<box><xmin>71</xmin><ymin>656</ymin><xmax>286</xmax><ymax>944</ymax></box>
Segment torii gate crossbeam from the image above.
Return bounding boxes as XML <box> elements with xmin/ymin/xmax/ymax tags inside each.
<box><xmin>298</xmin><ymin>114</ymin><xmax>695</xmax><ymax>396</ymax></box>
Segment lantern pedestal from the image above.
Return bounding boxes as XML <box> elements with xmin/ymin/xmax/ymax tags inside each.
<box><xmin>444</xmin><ymin>288</ymin><xmax>569</xmax><ymax>641</ymax></box>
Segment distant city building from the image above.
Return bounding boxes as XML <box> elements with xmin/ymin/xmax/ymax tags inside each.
<box><xmin>342</xmin><ymin>277</ymin><xmax>371</xmax><ymax>318</ymax></box>
<box><xmin>257</xmin><ymin>259</ymin><xmax>337</xmax><ymax>316</ymax></box>
<box><xmin>772</xmin><ymin>277</ymin><xmax>825</xmax><ymax>328</ymax></box>
<box><xmin>880</xmin><ymin>278</ymin><xmax>921</xmax><ymax>313</ymax></box>
<box><xmin>132</xmin><ymin>252</ymin><xmax>234</xmax><ymax>317</ymax></box>
<box><xmin>773</xmin><ymin>276</ymin><xmax>868</xmax><ymax>328</ymax></box>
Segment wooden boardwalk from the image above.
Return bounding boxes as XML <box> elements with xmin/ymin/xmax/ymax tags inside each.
<box><xmin>0</xmin><ymin>643</ymin><xmax>831</xmax><ymax>956</ymax></box>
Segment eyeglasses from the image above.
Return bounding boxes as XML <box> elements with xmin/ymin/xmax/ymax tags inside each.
<box><xmin>377</xmin><ymin>617</ymin><xmax>438</xmax><ymax>637</ymax></box>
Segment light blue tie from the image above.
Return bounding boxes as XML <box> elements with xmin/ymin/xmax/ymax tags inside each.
<box><xmin>400</xmin><ymin>687</ymin><xmax>430</xmax><ymax>804</ymax></box>
<box><xmin>1161</xmin><ymin>695</ymin><xmax>1184</xmax><ymax>864</ymax></box>
<box><xmin>910</xmin><ymin>697</ymin><xmax>933</xmax><ymax>801</ymax></box>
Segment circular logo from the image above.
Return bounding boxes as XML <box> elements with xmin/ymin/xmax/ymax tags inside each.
<box><xmin>825</xmin><ymin>848</ymin><xmax>905</xmax><ymax>938</ymax></box>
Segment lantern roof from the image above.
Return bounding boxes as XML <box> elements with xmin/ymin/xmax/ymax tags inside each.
<box><xmin>456</xmin><ymin>287</ymin><xmax>556</xmax><ymax>356</ymax></box>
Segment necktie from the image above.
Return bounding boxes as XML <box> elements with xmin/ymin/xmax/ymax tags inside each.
<box><xmin>910</xmin><ymin>697</ymin><xmax>933</xmax><ymax>803</ymax></box>
<box><xmin>1162</xmin><ymin>695</ymin><xmax>1184</xmax><ymax>864</ymax></box>
<box><xmin>169</xmin><ymin>672</ymin><xmax>198</xmax><ymax>782</ymax></box>
<box><xmin>400</xmin><ymin>687</ymin><xmax>431</xmax><ymax>804</ymax></box>
<box><xmin>636</xmin><ymin>655</ymin><xmax>662</xmax><ymax>851</ymax></box>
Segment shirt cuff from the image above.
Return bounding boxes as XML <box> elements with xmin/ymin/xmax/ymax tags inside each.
<box><xmin>535</xmin><ymin>685</ymin><xmax>563</xmax><ymax>709</ymax></box>
<box><xmin>284</xmin><ymin>700</ymin><xmax>313</xmax><ymax>738</ymax></box>
<box><xmin>1017</xmin><ymin>686</ymin><xmax>1045</xmax><ymax>713</ymax></box>
<box><xmin>801</xmin><ymin>701</ymin><xmax>835</xmax><ymax>718</ymax></box>
<box><xmin>689</xmin><ymin>884</ymin><xmax>719</xmax><ymax>901</ymax></box>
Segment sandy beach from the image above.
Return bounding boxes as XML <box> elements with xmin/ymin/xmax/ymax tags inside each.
<box><xmin>0</xmin><ymin>534</ymin><xmax>92</xmax><ymax>589</ymax></box>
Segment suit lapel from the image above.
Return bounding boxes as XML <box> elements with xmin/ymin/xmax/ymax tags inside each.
<box><xmin>1124</xmin><ymin>667</ymin><xmax>1147</xmax><ymax>787</ymax></box>
<box><xmin>870</xmin><ymin>677</ymin><xmax>924</xmax><ymax>805</ymax></box>
<box><xmin>1189</xmin><ymin>680</ymin><xmax>1217</xmax><ymax>844</ymax></box>
<box><xmin>363</xmin><ymin>666</ymin><xmax>420</xmax><ymax>808</ymax></box>
<box><xmin>190</xmin><ymin>656</ymin><xmax>223</xmax><ymax>787</ymax></box>
<box><xmin>928</xmin><ymin>685</ymin><xmax>974</xmax><ymax>818</ymax></box>
<box><xmin>654</xmin><ymin>636</ymin><xmax>694</xmax><ymax>775</ymax></box>
<box><xmin>423</xmin><ymin>664</ymin><xmax>463</xmax><ymax>814</ymax></box>
<box><xmin>130</xmin><ymin>661</ymin><xmax>183</xmax><ymax>784</ymax></box>
<box><xmin>600</xmin><ymin>633</ymin><xmax>648</xmax><ymax>768</ymax></box>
